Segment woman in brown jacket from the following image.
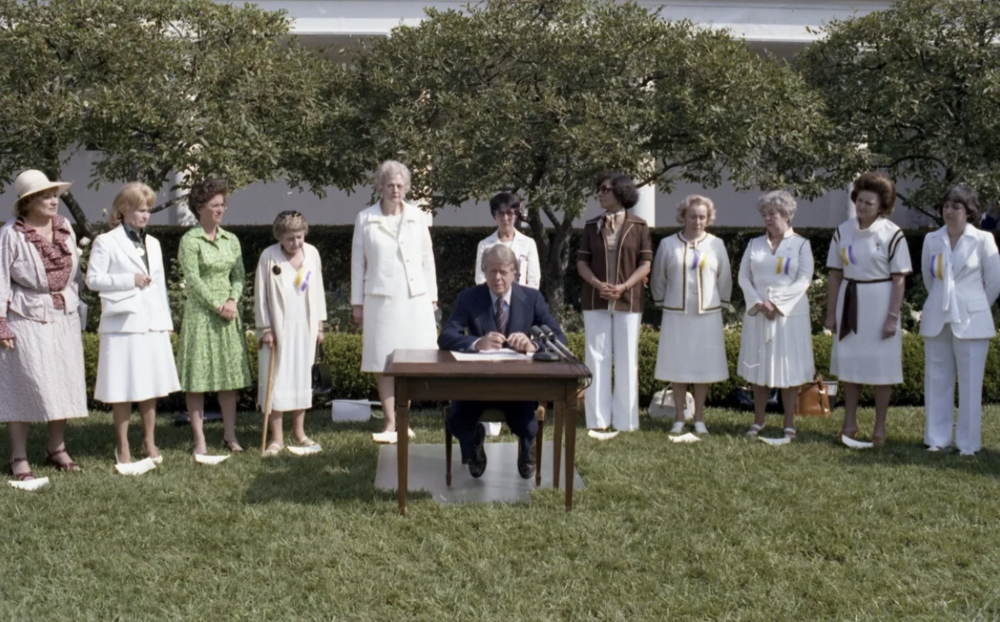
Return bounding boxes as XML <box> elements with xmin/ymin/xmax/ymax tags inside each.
<box><xmin>576</xmin><ymin>172</ymin><xmax>653</xmax><ymax>435</ymax></box>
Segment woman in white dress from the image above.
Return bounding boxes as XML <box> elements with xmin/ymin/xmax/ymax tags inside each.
<box><xmin>825</xmin><ymin>172</ymin><xmax>911</xmax><ymax>446</ymax></box>
<box><xmin>474</xmin><ymin>192</ymin><xmax>540</xmax><ymax>289</ymax></box>
<box><xmin>87</xmin><ymin>183</ymin><xmax>180</xmax><ymax>467</ymax></box>
<box><xmin>651</xmin><ymin>195</ymin><xmax>732</xmax><ymax>435</ymax></box>
<box><xmin>256</xmin><ymin>211</ymin><xmax>327</xmax><ymax>456</ymax></box>
<box><xmin>737</xmin><ymin>191</ymin><xmax>815</xmax><ymax>440</ymax></box>
<box><xmin>351</xmin><ymin>160</ymin><xmax>438</xmax><ymax>443</ymax></box>
<box><xmin>921</xmin><ymin>186</ymin><xmax>1000</xmax><ymax>456</ymax></box>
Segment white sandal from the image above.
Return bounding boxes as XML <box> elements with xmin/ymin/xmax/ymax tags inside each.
<box><xmin>746</xmin><ymin>423</ymin><xmax>765</xmax><ymax>437</ymax></box>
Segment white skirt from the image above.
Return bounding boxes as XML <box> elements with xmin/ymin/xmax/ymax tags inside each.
<box><xmin>95</xmin><ymin>331</ymin><xmax>180</xmax><ymax>403</ymax></box>
<box><xmin>830</xmin><ymin>279</ymin><xmax>902</xmax><ymax>384</ymax></box>
<box><xmin>258</xmin><ymin>310</ymin><xmax>314</xmax><ymax>412</ymax></box>
<box><xmin>654</xmin><ymin>310</ymin><xmax>729</xmax><ymax>383</ymax></box>
<box><xmin>738</xmin><ymin>312</ymin><xmax>815</xmax><ymax>388</ymax></box>
<box><xmin>361</xmin><ymin>292</ymin><xmax>438</xmax><ymax>373</ymax></box>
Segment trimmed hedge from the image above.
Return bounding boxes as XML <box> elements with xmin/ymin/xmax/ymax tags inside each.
<box><xmin>80</xmin><ymin>330</ymin><xmax>1000</xmax><ymax>411</ymax></box>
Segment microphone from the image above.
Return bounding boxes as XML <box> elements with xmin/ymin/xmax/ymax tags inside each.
<box><xmin>530</xmin><ymin>326</ymin><xmax>560</xmax><ymax>362</ymax></box>
<box><xmin>538</xmin><ymin>325</ymin><xmax>579</xmax><ymax>362</ymax></box>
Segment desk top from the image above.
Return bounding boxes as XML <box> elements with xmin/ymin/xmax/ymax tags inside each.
<box><xmin>386</xmin><ymin>349</ymin><xmax>588</xmax><ymax>380</ymax></box>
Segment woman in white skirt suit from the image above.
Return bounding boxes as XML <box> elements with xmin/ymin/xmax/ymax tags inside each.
<box><xmin>920</xmin><ymin>186</ymin><xmax>1000</xmax><ymax>456</ymax></box>
<box><xmin>737</xmin><ymin>191</ymin><xmax>815</xmax><ymax>440</ymax></box>
<box><xmin>351</xmin><ymin>160</ymin><xmax>438</xmax><ymax>443</ymax></box>
<box><xmin>825</xmin><ymin>172</ymin><xmax>911</xmax><ymax>446</ymax></box>
<box><xmin>651</xmin><ymin>195</ymin><xmax>732</xmax><ymax>435</ymax></box>
<box><xmin>256</xmin><ymin>211</ymin><xmax>327</xmax><ymax>455</ymax></box>
<box><xmin>86</xmin><ymin>183</ymin><xmax>180</xmax><ymax>467</ymax></box>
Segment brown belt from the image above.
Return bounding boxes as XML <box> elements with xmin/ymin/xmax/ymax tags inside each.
<box><xmin>839</xmin><ymin>277</ymin><xmax>892</xmax><ymax>341</ymax></box>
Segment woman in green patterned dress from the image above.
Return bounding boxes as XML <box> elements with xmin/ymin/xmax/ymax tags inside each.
<box><xmin>177</xmin><ymin>179</ymin><xmax>252</xmax><ymax>456</ymax></box>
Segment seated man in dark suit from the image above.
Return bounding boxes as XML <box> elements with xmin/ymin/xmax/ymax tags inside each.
<box><xmin>438</xmin><ymin>244</ymin><xmax>567</xmax><ymax>480</ymax></box>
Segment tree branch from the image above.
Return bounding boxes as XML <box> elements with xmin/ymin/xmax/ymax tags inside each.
<box><xmin>151</xmin><ymin>195</ymin><xmax>184</xmax><ymax>215</ymax></box>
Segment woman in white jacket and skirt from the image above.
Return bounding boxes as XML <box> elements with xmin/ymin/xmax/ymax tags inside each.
<box><xmin>737</xmin><ymin>191</ymin><xmax>815</xmax><ymax>440</ymax></box>
<box><xmin>86</xmin><ymin>183</ymin><xmax>180</xmax><ymax>467</ymax></box>
<box><xmin>921</xmin><ymin>186</ymin><xmax>1000</xmax><ymax>456</ymax></box>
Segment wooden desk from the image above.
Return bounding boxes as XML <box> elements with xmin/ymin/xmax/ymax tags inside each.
<box><xmin>386</xmin><ymin>349</ymin><xmax>587</xmax><ymax>515</ymax></box>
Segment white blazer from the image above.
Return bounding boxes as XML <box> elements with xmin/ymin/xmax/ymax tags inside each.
<box><xmin>920</xmin><ymin>224</ymin><xmax>1000</xmax><ymax>339</ymax></box>
<box><xmin>474</xmin><ymin>229</ymin><xmax>541</xmax><ymax>289</ymax></box>
<box><xmin>650</xmin><ymin>233</ymin><xmax>732</xmax><ymax>314</ymax></box>
<box><xmin>350</xmin><ymin>201</ymin><xmax>437</xmax><ymax>306</ymax></box>
<box><xmin>254</xmin><ymin>243</ymin><xmax>328</xmax><ymax>350</ymax></box>
<box><xmin>85</xmin><ymin>225</ymin><xmax>172</xmax><ymax>334</ymax></box>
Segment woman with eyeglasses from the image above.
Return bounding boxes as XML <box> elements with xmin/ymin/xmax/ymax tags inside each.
<box><xmin>351</xmin><ymin>160</ymin><xmax>438</xmax><ymax>444</ymax></box>
<box><xmin>177</xmin><ymin>178</ymin><xmax>252</xmax><ymax>457</ymax></box>
<box><xmin>825</xmin><ymin>172</ymin><xmax>911</xmax><ymax>447</ymax></box>
<box><xmin>576</xmin><ymin>172</ymin><xmax>653</xmax><ymax>436</ymax></box>
<box><xmin>474</xmin><ymin>192</ymin><xmax>540</xmax><ymax>289</ymax></box>
<box><xmin>255</xmin><ymin>211</ymin><xmax>327</xmax><ymax>456</ymax></box>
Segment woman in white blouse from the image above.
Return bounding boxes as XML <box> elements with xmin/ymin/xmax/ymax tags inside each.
<box><xmin>737</xmin><ymin>191</ymin><xmax>814</xmax><ymax>439</ymax></box>
<box><xmin>825</xmin><ymin>172</ymin><xmax>911</xmax><ymax>447</ymax></box>
<box><xmin>921</xmin><ymin>186</ymin><xmax>1000</xmax><ymax>456</ymax></box>
<box><xmin>351</xmin><ymin>160</ymin><xmax>438</xmax><ymax>444</ymax></box>
<box><xmin>651</xmin><ymin>195</ymin><xmax>732</xmax><ymax>435</ymax></box>
<box><xmin>474</xmin><ymin>192</ymin><xmax>540</xmax><ymax>289</ymax></box>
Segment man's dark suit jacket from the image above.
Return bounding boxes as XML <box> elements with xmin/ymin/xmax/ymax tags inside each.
<box><xmin>438</xmin><ymin>283</ymin><xmax>567</xmax><ymax>352</ymax></box>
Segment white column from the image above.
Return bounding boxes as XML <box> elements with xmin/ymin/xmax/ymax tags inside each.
<box><xmin>632</xmin><ymin>182</ymin><xmax>656</xmax><ymax>226</ymax></box>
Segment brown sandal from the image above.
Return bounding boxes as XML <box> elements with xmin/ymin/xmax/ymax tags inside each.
<box><xmin>8</xmin><ymin>457</ymin><xmax>36</xmax><ymax>481</ymax></box>
<box><xmin>45</xmin><ymin>448</ymin><xmax>83</xmax><ymax>472</ymax></box>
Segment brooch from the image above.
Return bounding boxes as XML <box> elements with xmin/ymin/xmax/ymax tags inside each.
<box><xmin>272</xmin><ymin>265</ymin><xmax>282</xmax><ymax>276</ymax></box>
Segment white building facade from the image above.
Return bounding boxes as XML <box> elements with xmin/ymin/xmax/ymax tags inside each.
<box><xmin>7</xmin><ymin>1</ymin><xmax>901</xmax><ymax>229</ymax></box>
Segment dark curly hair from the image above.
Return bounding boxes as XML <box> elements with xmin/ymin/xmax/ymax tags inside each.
<box><xmin>187</xmin><ymin>178</ymin><xmax>229</xmax><ymax>219</ymax></box>
<box><xmin>595</xmin><ymin>171</ymin><xmax>639</xmax><ymax>209</ymax></box>
<box><xmin>940</xmin><ymin>185</ymin><xmax>981</xmax><ymax>226</ymax></box>
<box><xmin>851</xmin><ymin>172</ymin><xmax>897</xmax><ymax>217</ymax></box>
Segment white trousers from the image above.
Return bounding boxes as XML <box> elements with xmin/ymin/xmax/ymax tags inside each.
<box><xmin>923</xmin><ymin>329</ymin><xmax>989</xmax><ymax>454</ymax></box>
<box><xmin>583</xmin><ymin>310</ymin><xmax>642</xmax><ymax>431</ymax></box>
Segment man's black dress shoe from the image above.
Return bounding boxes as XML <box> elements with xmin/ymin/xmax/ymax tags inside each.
<box><xmin>469</xmin><ymin>423</ymin><xmax>488</xmax><ymax>478</ymax></box>
<box><xmin>517</xmin><ymin>435</ymin><xmax>536</xmax><ymax>480</ymax></box>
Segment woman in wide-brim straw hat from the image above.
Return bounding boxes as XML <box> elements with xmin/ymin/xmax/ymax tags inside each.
<box><xmin>0</xmin><ymin>169</ymin><xmax>89</xmax><ymax>482</ymax></box>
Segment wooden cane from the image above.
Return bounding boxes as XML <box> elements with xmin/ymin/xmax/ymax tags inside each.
<box><xmin>260</xmin><ymin>343</ymin><xmax>277</xmax><ymax>456</ymax></box>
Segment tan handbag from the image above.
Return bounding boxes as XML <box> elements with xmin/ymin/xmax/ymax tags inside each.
<box><xmin>796</xmin><ymin>376</ymin><xmax>831</xmax><ymax>417</ymax></box>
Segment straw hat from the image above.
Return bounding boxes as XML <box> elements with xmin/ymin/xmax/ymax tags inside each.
<box><xmin>12</xmin><ymin>169</ymin><xmax>72</xmax><ymax>213</ymax></box>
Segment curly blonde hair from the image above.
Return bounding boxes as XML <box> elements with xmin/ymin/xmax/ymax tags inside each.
<box><xmin>109</xmin><ymin>182</ymin><xmax>156</xmax><ymax>227</ymax></box>
<box><xmin>273</xmin><ymin>210</ymin><xmax>309</xmax><ymax>239</ymax></box>
<box><xmin>676</xmin><ymin>195</ymin><xmax>716</xmax><ymax>226</ymax></box>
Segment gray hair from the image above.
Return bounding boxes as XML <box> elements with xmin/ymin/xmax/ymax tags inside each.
<box><xmin>376</xmin><ymin>160</ymin><xmax>412</xmax><ymax>195</ymax></box>
<box><xmin>756</xmin><ymin>190</ymin><xmax>797</xmax><ymax>221</ymax></box>
<box><xmin>480</xmin><ymin>243</ymin><xmax>518</xmax><ymax>273</ymax></box>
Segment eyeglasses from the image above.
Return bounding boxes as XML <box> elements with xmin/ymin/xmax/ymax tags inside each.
<box><xmin>495</xmin><ymin>209</ymin><xmax>518</xmax><ymax>219</ymax></box>
<box><xmin>598</xmin><ymin>185</ymin><xmax>614</xmax><ymax>195</ymax></box>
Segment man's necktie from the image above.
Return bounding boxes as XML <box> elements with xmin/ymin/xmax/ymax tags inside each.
<box><xmin>496</xmin><ymin>298</ymin><xmax>508</xmax><ymax>335</ymax></box>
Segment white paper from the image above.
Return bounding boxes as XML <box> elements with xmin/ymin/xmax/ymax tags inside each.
<box><xmin>287</xmin><ymin>444</ymin><xmax>323</xmax><ymax>456</ymax></box>
<box><xmin>669</xmin><ymin>432</ymin><xmax>702</xmax><ymax>444</ymax></box>
<box><xmin>7</xmin><ymin>477</ymin><xmax>50</xmax><ymax>491</ymax></box>
<box><xmin>587</xmin><ymin>430</ymin><xmax>619</xmax><ymax>441</ymax></box>
<box><xmin>451</xmin><ymin>351</ymin><xmax>532</xmax><ymax>362</ymax></box>
<box><xmin>841</xmin><ymin>435</ymin><xmax>874</xmax><ymax>449</ymax></box>
<box><xmin>194</xmin><ymin>453</ymin><xmax>230</xmax><ymax>465</ymax></box>
<box><xmin>115</xmin><ymin>458</ymin><xmax>157</xmax><ymax>475</ymax></box>
<box><xmin>758</xmin><ymin>436</ymin><xmax>792</xmax><ymax>447</ymax></box>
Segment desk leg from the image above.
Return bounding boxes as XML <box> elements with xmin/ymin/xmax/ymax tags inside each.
<box><xmin>565</xmin><ymin>388</ymin><xmax>579</xmax><ymax>512</ymax></box>
<box><xmin>552</xmin><ymin>401</ymin><xmax>564</xmax><ymax>490</ymax></box>
<box><xmin>396</xmin><ymin>378</ymin><xmax>409</xmax><ymax>516</ymax></box>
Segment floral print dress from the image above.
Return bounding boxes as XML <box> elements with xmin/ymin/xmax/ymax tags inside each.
<box><xmin>177</xmin><ymin>226</ymin><xmax>251</xmax><ymax>392</ymax></box>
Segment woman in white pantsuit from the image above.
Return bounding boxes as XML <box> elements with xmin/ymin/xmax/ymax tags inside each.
<box><xmin>87</xmin><ymin>183</ymin><xmax>180</xmax><ymax>466</ymax></box>
<box><xmin>825</xmin><ymin>172</ymin><xmax>911</xmax><ymax>447</ymax></box>
<box><xmin>921</xmin><ymin>186</ymin><xmax>1000</xmax><ymax>456</ymax></box>
<box><xmin>351</xmin><ymin>160</ymin><xmax>438</xmax><ymax>444</ymax></box>
<box><xmin>737</xmin><ymin>191</ymin><xmax>815</xmax><ymax>440</ymax></box>
<box><xmin>256</xmin><ymin>211</ymin><xmax>327</xmax><ymax>456</ymax></box>
<box><xmin>652</xmin><ymin>195</ymin><xmax>732</xmax><ymax>435</ymax></box>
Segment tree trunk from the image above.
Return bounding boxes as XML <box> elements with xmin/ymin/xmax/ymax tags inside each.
<box><xmin>527</xmin><ymin>207</ymin><xmax>576</xmax><ymax>314</ymax></box>
<box><xmin>60</xmin><ymin>191</ymin><xmax>97</xmax><ymax>240</ymax></box>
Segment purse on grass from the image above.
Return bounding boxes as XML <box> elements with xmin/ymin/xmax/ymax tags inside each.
<box><xmin>796</xmin><ymin>376</ymin><xmax>831</xmax><ymax>417</ymax></box>
<box><xmin>312</xmin><ymin>343</ymin><xmax>333</xmax><ymax>396</ymax></box>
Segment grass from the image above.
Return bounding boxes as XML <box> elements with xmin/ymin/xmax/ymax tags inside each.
<box><xmin>3</xmin><ymin>405</ymin><xmax>1000</xmax><ymax>621</ymax></box>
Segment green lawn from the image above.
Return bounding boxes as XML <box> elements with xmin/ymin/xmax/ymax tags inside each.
<box><xmin>3</xmin><ymin>406</ymin><xmax>1000</xmax><ymax>621</ymax></box>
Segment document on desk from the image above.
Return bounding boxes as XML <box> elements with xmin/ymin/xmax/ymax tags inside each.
<box><xmin>451</xmin><ymin>350</ymin><xmax>533</xmax><ymax>362</ymax></box>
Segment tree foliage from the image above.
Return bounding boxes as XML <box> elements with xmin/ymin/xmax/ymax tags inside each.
<box><xmin>347</xmin><ymin>0</ymin><xmax>855</xmax><ymax>309</ymax></box>
<box><xmin>0</xmin><ymin>0</ymin><xmax>358</xmax><ymax>236</ymax></box>
<box><xmin>799</xmin><ymin>0</ymin><xmax>1000</xmax><ymax>220</ymax></box>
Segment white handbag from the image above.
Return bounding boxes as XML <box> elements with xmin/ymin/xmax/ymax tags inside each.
<box><xmin>99</xmin><ymin>289</ymin><xmax>142</xmax><ymax>316</ymax></box>
<box><xmin>649</xmin><ymin>389</ymin><xmax>694</xmax><ymax>421</ymax></box>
